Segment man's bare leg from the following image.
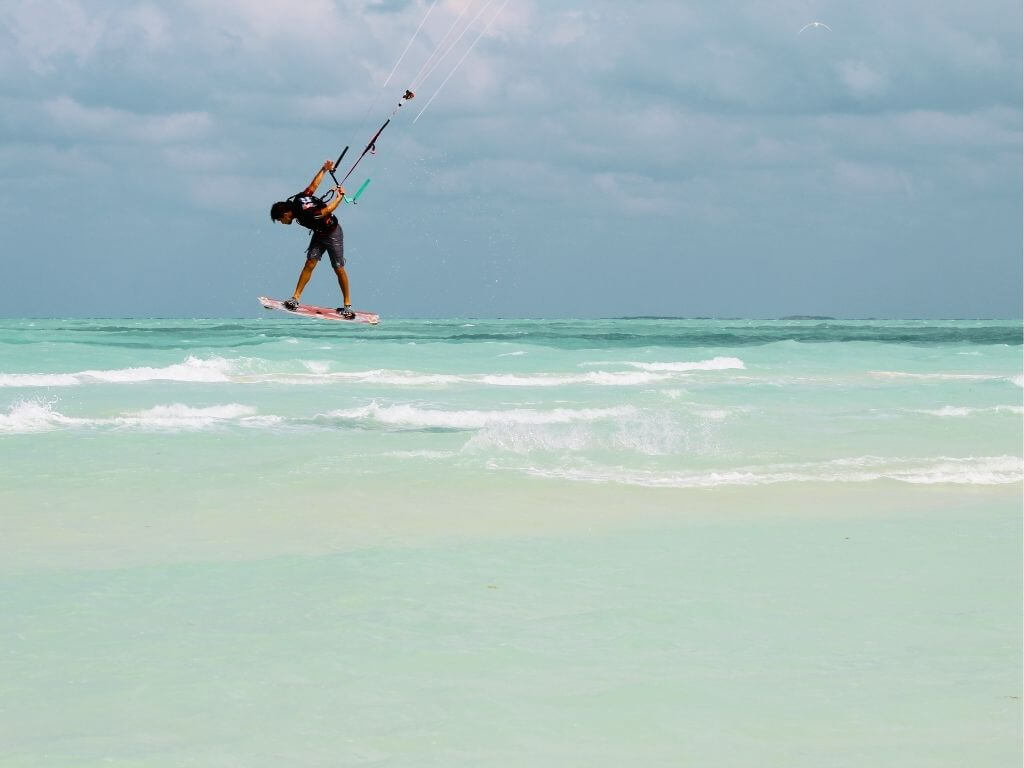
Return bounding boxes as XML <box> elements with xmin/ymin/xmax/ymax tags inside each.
<box><xmin>290</xmin><ymin>258</ymin><xmax>318</xmax><ymax>302</ymax></box>
<box><xmin>333</xmin><ymin>265</ymin><xmax>351</xmax><ymax>307</ymax></box>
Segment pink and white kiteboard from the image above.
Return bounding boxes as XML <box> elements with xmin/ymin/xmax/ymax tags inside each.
<box><xmin>258</xmin><ymin>296</ymin><xmax>380</xmax><ymax>325</ymax></box>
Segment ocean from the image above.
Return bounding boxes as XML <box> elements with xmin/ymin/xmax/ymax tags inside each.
<box><xmin>1</xmin><ymin>317</ymin><xmax>1021</xmax><ymax>766</ymax></box>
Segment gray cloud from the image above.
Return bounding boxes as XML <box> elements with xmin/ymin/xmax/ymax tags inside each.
<box><xmin>0</xmin><ymin>0</ymin><xmax>1019</xmax><ymax>318</ymax></box>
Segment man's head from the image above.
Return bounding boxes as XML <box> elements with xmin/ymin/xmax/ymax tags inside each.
<box><xmin>270</xmin><ymin>201</ymin><xmax>294</xmax><ymax>225</ymax></box>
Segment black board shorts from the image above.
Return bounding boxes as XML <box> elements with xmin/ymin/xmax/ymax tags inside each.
<box><xmin>306</xmin><ymin>223</ymin><xmax>344</xmax><ymax>268</ymax></box>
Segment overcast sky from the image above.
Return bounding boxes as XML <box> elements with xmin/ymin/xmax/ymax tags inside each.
<box><xmin>0</xmin><ymin>0</ymin><xmax>1020</xmax><ymax>318</ymax></box>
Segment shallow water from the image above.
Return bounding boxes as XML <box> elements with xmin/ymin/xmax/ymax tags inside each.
<box><xmin>1</xmin><ymin>318</ymin><xmax>1021</xmax><ymax>489</ymax></box>
<box><xmin>1</xmin><ymin>318</ymin><xmax>1021</xmax><ymax>765</ymax></box>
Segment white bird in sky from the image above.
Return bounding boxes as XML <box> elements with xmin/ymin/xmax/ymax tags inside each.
<box><xmin>799</xmin><ymin>21</ymin><xmax>833</xmax><ymax>34</ymax></box>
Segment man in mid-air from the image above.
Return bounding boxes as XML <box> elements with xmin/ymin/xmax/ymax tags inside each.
<box><xmin>270</xmin><ymin>160</ymin><xmax>354</xmax><ymax>318</ymax></box>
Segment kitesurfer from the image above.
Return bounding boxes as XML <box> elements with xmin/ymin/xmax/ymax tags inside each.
<box><xmin>270</xmin><ymin>160</ymin><xmax>354</xmax><ymax>319</ymax></box>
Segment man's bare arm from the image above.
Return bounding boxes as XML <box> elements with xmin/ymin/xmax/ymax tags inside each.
<box><xmin>303</xmin><ymin>160</ymin><xmax>335</xmax><ymax>196</ymax></box>
<box><xmin>323</xmin><ymin>185</ymin><xmax>346</xmax><ymax>215</ymax></box>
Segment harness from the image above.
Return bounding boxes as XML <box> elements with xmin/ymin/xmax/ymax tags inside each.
<box><xmin>289</xmin><ymin>194</ymin><xmax>337</xmax><ymax>233</ymax></box>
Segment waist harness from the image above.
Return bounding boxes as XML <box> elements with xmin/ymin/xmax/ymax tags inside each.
<box><xmin>289</xmin><ymin>194</ymin><xmax>337</xmax><ymax>233</ymax></box>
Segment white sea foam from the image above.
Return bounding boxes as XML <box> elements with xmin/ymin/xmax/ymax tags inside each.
<box><xmin>1</xmin><ymin>357</ymin><xmax>695</xmax><ymax>390</ymax></box>
<box><xmin>581</xmin><ymin>356</ymin><xmax>745</xmax><ymax>373</ymax></box>
<box><xmin>626</xmin><ymin>357</ymin><xmax>746</xmax><ymax>372</ymax></box>
<box><xmin>0</xmin><ymin>400</ymin><xmax>262</xmax><ymax>433</ymax></box>
<box><xmin>0</xmin><ymin>400</ymin><xmax>95</xmax><ymax>433</ymax></box>
<box><xmin>300</xmin><ymin>370</ymin><xmax>465</xmax><ymax>386</ymax></box>
<box><xmin>522</xmin><ymin>455</ymin><xmax>1023</xmax><ymax>488</ymax></box>
<box><xmin>112</xmin><ymin>404</ymin><xmax>257</xmax><ymax>429</ymax></box>
<box><xmin>919</xmin><ymin>406</ymin><xmax>973</xmax><ymax>417</ymax></box>
<box><xmin>916</xmin><ymin>405</ymin><xmax>1024</xmax><ymax>417</ymax></box>
<box><xmin>321</xmin><ymin>401</ymin><xmax>726</xmax><ymax>455</ymax></box>
<box><xmin>464</xmin><ymin>408</ymin><xmax>711</xmax><ymax>456</ymax></box>
<box><xmin>0</xmin><ymin>356</ymin><xmax>234</xmax><ymax>387</ymax></box>
<box><xmin>0</xmin><ymin>372</ymin><xmax>82</xmax><ymax>387</ymax></box>
<box><xmin>89</xmin><ymin>358</ymin><xmax>234</xmax><ymax>384</ymax></box>
<box><xmin>892</xmin><ymin>456</ymin><xmax>1023</xmax><ymax>484</ymax></box>
<box><xmin>470</xmin><ymin>423</ymin><xmax>597</xmax><ymax>453</ymax></box>
<box><xmin>303</xmin><ymin>361</ymin><xmax>331</xmax><ymax>374</ymax></box>
<box><xmin>290</xmin><ymin>370</ymin><xmax>673</xmax><ymax>387</ymax></box>
<box><xmin>324</xmin><ymin>403</ymin><xmax>636</xmax><ymax>430</ymax></box>
<box><xmin>479</xmin><ymin>372</ymin><xmax>670</xmax><ymax>387</ymax></box>
<box><xmin>239</xmin><ymin>414</ymin><xmax>286</xmax><ymax>427</ymax></box>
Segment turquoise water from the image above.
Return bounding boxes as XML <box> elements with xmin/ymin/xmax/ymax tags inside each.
<box><xmin>1</xmin><ymin>318</ymin><xmax>1021</xmax><ymax>765</ymax></box>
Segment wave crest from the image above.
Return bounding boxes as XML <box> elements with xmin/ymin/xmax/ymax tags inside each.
<box><xmin>0</xmin><ymin>400</ymin><xmax>263</xmax><ymax>433</ymax></box>
<box><xmin>0</xmin><ymin>356</ymin><xmax>233</xmax><ymax>388</ymax></box>
<box><xmin>323</xmin><ymin>403</ymin><xmax>636</xmax><ymax>430</ymax></box>
<box><xmin>523</xmin><ymin>455</ymin><xmax>1023</xmax><ymax>488</ymax></box>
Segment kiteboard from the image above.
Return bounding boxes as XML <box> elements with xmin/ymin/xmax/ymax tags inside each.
<box><xmin>258</xmin><ymin>296</ymin><xmax>379</xmax><ymax>325</ymax></box>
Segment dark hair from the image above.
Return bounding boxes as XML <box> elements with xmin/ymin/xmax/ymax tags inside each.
<box><xmin>270</xmin><ymin>201</ymin><xmax>292</xmax><ymax>221</ymax></box>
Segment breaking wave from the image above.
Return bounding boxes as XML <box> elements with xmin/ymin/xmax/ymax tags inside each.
<box><xmin>322</xmin><ymin>403</ymin><xmax>636</xmax><ymax>430</ymax></box>
<box><xmin>0</xmin><ymin>356</ymin><xmax>233</xmax><ymax>387</ymax></box>
<box><xmin>915</xmin><ymin>405</ymin><xmax>1024</xmax><ymax>417</ymax></box>
<box><xmin>0</xmin><ymin>358</ymin><xmax>696</xmax><ymax>389</ymax></box>
<box><xmin>523</xmin><ymin>455</ymin><xmax>1023</xmax><ymax>488</ymax></box>
<box><xmin>0</xmin><ymin>400</ymin><xmax>271</xmax><ymax>433</ymax></box>
<box><xmin>579</xmin><ymin>356</ymin><xmax>745</xmax><ymax>372</ymax></box>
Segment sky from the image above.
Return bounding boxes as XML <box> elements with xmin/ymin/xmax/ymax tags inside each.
<box><xmin>0</xmin><ymin>0</ymin><xmax>1021</xmax><ymax>318</ymax></box>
